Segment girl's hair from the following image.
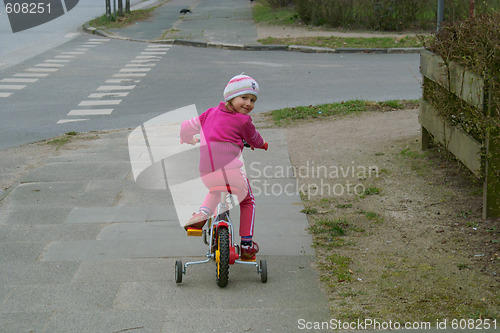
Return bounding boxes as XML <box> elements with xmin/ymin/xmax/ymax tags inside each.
<box><xmin>225</xmin><ymin>100</ymin><xmax>236</xmax><ymax>112</ymax></box>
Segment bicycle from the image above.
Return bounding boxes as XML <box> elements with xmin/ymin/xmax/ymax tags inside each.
<box><xmin>175</xmin><ymin>142</ymin><xmax>268</xmax><ymax>287</ymax></box>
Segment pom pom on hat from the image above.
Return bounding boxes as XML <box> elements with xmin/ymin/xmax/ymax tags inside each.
<box><xmin>223</xmin><ymin>73</ymin><xmax>259</xmax><ymax>102</ymax></box>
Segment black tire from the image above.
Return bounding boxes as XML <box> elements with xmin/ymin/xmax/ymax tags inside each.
<box><xmin>175</xmin><ymin>260</ymin><xmax>183</xmax><ymax>283</ymax></box>
<box><xmin>216</xmin><ymin>228</ymin><xmax>230</xmax><ymax>287</ymax></box>
<box><xmin>260</xmin><ymin>260</ymin><xmax>268</xmax><ymax>283</ymax></box>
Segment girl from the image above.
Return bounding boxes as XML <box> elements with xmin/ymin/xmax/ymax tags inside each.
<box><xmin>180</xmin><ymin>74</ymin><xmax>267</xmax><ymax>260</ymax></box>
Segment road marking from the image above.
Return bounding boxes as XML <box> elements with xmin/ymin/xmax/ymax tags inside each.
<box><xmin>78</xmin><ymin>100</ymin><xmax>122</xmax><ymax>106</ymax></box>
<box><xmin>89</xmin><ymin>92</ymin><xmax>130</xmax><ymax>98</ymax></box>
<box><xmin>113</xmin><ymin>73</ymin><xmax>147</xmax><ymax>78</ymax></box>
<box><xmin>57</xmin><ymin>118</ymin><xmax>88</xmax><ymax>124</ymax></box>
<box><xmin>125</xmin><ymin>63</ymin><xmax>156</xmax><ymax>67</ymax></box>
<box><xmin>45</xmin><ymin>59</ymin><xmax>71</xmax><ymax>63</ymax></box>
<box><xmin>97</xmin><ymin>85</ymin><xmax>136</xmax><ymax>91</ymax></box>
<box><xmin>141</xmin><ymin>52</ymin><xmax>167</xmax><ymax>55</ymax></box>
<box><xmin>135</xmin><ymin>55</ymin><xmax>162</xmax><ymax>59</ymax></box>
<box><xmin>4</xmin><ymin>37</ymin><xmax>110</xmax><ymax>100</ymax></box>
<box><xmin>119</xmin><ymin>68</ymin><xmax>152</xmax><ymax>72</ymax></box>
<box><xmin>14</xmin><ymin>73</ymin><xmax>49</xmax><ymax>77</ymax></box>
<box><xmin>0</xmin><ymin>84</ymin><xmax>26</xmax><ymax>90</ymax></box>
<box><xmin>68</xmin><ymin>109</ymin><xmax>114</xmax><ymax>116</ymax></box>
<box><xmin>105</xmin><ymin>78</ymin><xmax>141</xmax><ymax>84</ymax></box>
<box><xmin>26</xmin><ymin>67</ymin><xmax>59</xmax><ymax>72</ymax></box>
<box><xmin>130</xmin><ymin>59</ymin><xmax>160</xmax><ymax>63</ymax></box>
<box><xmin>59</xmin><ymin>43</ymin><xmax>168</xmax><ymax>123</ymax></box>
<box><xmin>35</xmin><ymin>63</ymin><xmax>65</xmax><ymax>67</ymax></box>
<box><xmin>1</xmin><ymin>78</ymin><xmax>38</xmax><ymax>83</ymax></box>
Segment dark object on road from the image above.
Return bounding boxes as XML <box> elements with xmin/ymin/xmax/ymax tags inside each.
<box><xmin>180</xmin><ymin>9</ymin><xmax>191</xmax><ymax>14</ymax></box>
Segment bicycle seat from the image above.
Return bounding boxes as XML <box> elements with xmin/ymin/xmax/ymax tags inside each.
<box><xmin>209</xmin><ymin>186</ymin><xmax>238</xmax><ymax>194</ymax></box>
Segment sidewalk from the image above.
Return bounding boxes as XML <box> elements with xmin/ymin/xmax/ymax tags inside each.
<box><xmin>83</xmin><ymin>0</ymin><xmax>423</xmax><ymax>54</ymax></box>
<box><xmin>0</xmin><ymin>122</ymin><xmax>332</xmax><ymax>331</ymax></box>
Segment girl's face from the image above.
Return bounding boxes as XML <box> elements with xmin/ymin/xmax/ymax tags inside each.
<box><xmin>230</xmin><ymin>94</ymin><xmax>256</xmax><ymax>115</ymax></box>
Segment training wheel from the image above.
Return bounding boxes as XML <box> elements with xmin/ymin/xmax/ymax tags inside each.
<box><xmin>175</xmin><ymin>260</ymin><xmax>183</xmax><ymax>283</ymax></box>
<box><xmin>260</xmin><ymin>260</ymin><xmax>267</xmax><ymax>283</ymax></box>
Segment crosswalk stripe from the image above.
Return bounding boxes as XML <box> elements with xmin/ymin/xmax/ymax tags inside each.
<box><xmin>125</xmin><ymin>64</ymin><xmax>156</xmax><ymax>68</ymax></box>
<box><xmin>14</xmin><ymin>73</ymin><xmax>49</xmax><ymax>77</ymax></box>
<box><xmin>105</xmin><ymin>78</ymin><xmax>140</xmax><ymax>84</ymax></box>
<box><xmin>45</xmin><ymin>59</ymin><xmax>71</xmax><ymax>63</ymax></box>
<box><xmin>26</xmin><ymin>67</ymin><xmax>58</xmax><ymax>72</ymax></box>
<box><xmin>68</xmin><ymin>109</ymin><xmax>114</xmax><ymax>116</ymax></box>
<box><xmin>0</xmin><ymin>92</ymin><xmax>14</xmax><ymax>98</ymax></box>
<box><xmin>119</xmin><ymin>68</ymin><xmax>152</xmax><ymax>72</ymax></box>
<box><xmin>0</xmin><ymin>84</ymin><xmax>26</xmax><ymax>90</ymax></box>
<box><xmin>130</xmin><ymin>59</ymin><xmax>160</xmax><ymax>63</ymax></box>
<box><xmin>1</xmin><ymin>78</ymin><xmax>38</xmax><ymax>83</ymax></box>
<box><xmin>89</xmin><ymin>92</ymin><xmax>129</xmax><ymax>98</ymax></box>
<box><xmin>141</xmin><ymin>52</ymin><xmax>167</xmax><ymax>55</ymax></box>
<box><xmin>57</xmin><ymin>118</ymin><xmax>88</xmax><ymax>124</ymax></box>
<box><xmin>113</xmin><ymin>73</ymin><xmax>146</xmax><ymax>78</ymax></box>
<box><xmin>35</xmin><ymin>63</ymin><xmax>65</xmax><ymax>67</ymax></box>
<box><xmin>97</xmin><ymin>85</ymin><xmax>136</xmax><ymax>91</ymax></box>
<box><xmin>78</xmin><ymin>100</ymin><xmax>122</xmax><ymax>106</ymax></box>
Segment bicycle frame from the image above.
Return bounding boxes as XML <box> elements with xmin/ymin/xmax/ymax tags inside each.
<box><xmin>180</xmin><ymin>191</ymin><xmax>263</xmax><ymax>276</ymax></box>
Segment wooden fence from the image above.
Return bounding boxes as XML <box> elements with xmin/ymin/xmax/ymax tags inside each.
<box><xmin>419</xmin><ymin>49</ymin><xmax>499</xmax><ymax>218</ymax></box>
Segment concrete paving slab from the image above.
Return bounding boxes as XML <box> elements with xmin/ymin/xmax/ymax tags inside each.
<box><xmin>97</xmin><ymin>221</ymin><xmax>176</xmax><ymax>240</ymax></box>
<box><xmin>4</xmin><ymin>181</ymin><xmax>87</xmax><ymax>208</ymax></box>
<box><xmin>1</xmin><ymin>206</ymin><xmax>72</xmax><ymax>225</ymax></box>
<box><xmin>0</xmin><ymin>261</ymin><xmax>79</xmax><ymax>285</ymax></box>
<box><xmin>71</xmin><ymin>258</ymin><xmax>171</xmax><ymax>283</ymax></box>
<box><xmin>0</xmin><ymin>282</ymin><xmax>120</xmax><ymax>313</ymax></box>
<box><xmin>44</xmin><ymin>310</ymin><xmax>165</xmax><ymax>333</ymax></box>
<box><xmin>0</xmin><ymin>241</ymin><xmax>46</xmax><ymax>262</ymax></box>
<box><xmin>20</xmin><ymin>161</ymin><xmax>131</xmax><ymax>183</ymax></box>
<box><xmin>1</xmin><ymin>312</ymin><xmax>51</xmax><ymax>333</ymax></box>
<box><xmin>0</xmin><ymin>223</ymin><xmax>102</xmax><ymax>243</ymax></box>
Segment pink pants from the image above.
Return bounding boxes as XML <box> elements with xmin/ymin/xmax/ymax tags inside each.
<box><xmin>200</xmin><ymin>168</ymin><xmax>255</xmax><ymax>237</ymax></box>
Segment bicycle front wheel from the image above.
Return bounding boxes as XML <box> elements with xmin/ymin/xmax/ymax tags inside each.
<box><xmin>216</xmin><ymin>227</ymin><xmax>230</xmax><ymax>287</ymax></box>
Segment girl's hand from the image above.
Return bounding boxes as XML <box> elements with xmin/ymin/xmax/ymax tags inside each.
<box><xmin>180</xmin><ymin>137</ymin><xmax>199</xmax><ymax>145</ymax></box>
<box><xmin>250</xmin><ymin>141</ymin><xmax>268</xmax><ymax>151</ymax></box>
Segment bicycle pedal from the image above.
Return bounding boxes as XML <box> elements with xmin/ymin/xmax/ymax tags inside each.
<box><xmin>186</xmin><ymin>227</ymin><xmax>203</xmax><ymax>237</ymax></box>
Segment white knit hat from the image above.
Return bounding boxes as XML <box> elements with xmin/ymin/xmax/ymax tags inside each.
<box><xmin>223</xmin><ymin>73</ymin><xmax>259</xmax><ymax>102</ymax></box>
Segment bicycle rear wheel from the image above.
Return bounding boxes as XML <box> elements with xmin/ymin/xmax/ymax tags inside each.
<box><xmin>216</xmin><ymin>227</ymin><xmax>230</xmax><ymax>287</ymax></box>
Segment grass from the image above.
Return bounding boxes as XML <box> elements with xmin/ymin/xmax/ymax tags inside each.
<box><xmin>259</xmin><ymin>35</ymin><xmax>431</xmax><ymax>49</ymax></box>
<box><xmin>88</xmin><ymin>7</ymin><xmax>156</xmax><ymax>30</ymax></box>
<box><xmin>252</xmin><ymin>0</ymin><xmax>299</xmax><ymax>25</ymax></box>
<box><xmin>252</xmin><ymin>0</ymin><xmax>433</xmax><ymax>49</ymax></box>
<box><xmin>47</xmin><ymin>132</ymin><xmax>79</xmax><ymax>148</ymax></box>
<box><xmin>267</xmin><ymin>100</ymin><xmax>419</xmax><ymax>126</ymax></box>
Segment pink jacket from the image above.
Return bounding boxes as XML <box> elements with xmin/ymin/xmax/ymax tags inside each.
<box><xmin>180</xmin><ymin>101</ymin><xmax>265</xmax><ymax>172</ymax></box>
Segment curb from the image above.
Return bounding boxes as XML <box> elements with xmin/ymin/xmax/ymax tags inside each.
<box><xmin>82</xmin><ymin>24</ymin><xmax>424</xmax><ymax>54</ymax></box>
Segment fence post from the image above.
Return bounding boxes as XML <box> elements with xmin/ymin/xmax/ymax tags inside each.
<box><xmin>483</xmin><ymin>87</ymin><xmax>500</xmax><ymax>218</ymax></box>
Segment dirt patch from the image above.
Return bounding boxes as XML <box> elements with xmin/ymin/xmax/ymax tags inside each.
<box><xmin>256</xmin><ymin>109</ymin><xmax>499</xmax><ymax>323</ymax></box>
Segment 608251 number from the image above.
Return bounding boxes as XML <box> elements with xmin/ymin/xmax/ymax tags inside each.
<box><xmin>5</xmin><ymin>2</ymin><xmax>51</xmax><ymax>14</ymax></box>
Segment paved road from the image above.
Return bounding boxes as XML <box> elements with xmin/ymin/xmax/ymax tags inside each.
<box><xmin>0</xmin><ymin>0</ymin><xmax>147</xmax><ymax>69</ymax></box>
<box><xmin>0</xmin><ymin>34</ymin><xmax>421</xmax><ymax>150</ymax></box>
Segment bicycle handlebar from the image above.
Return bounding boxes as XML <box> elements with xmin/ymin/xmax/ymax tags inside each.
<box><xmin>181</xmin><ymin>138</ymin><xmax>268</xmax><ymax>151</ymax></box>
<box><xmin>243</xmin><ymin>140</ymin><xmax>268</xmax><ymax>151</ymax></box>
